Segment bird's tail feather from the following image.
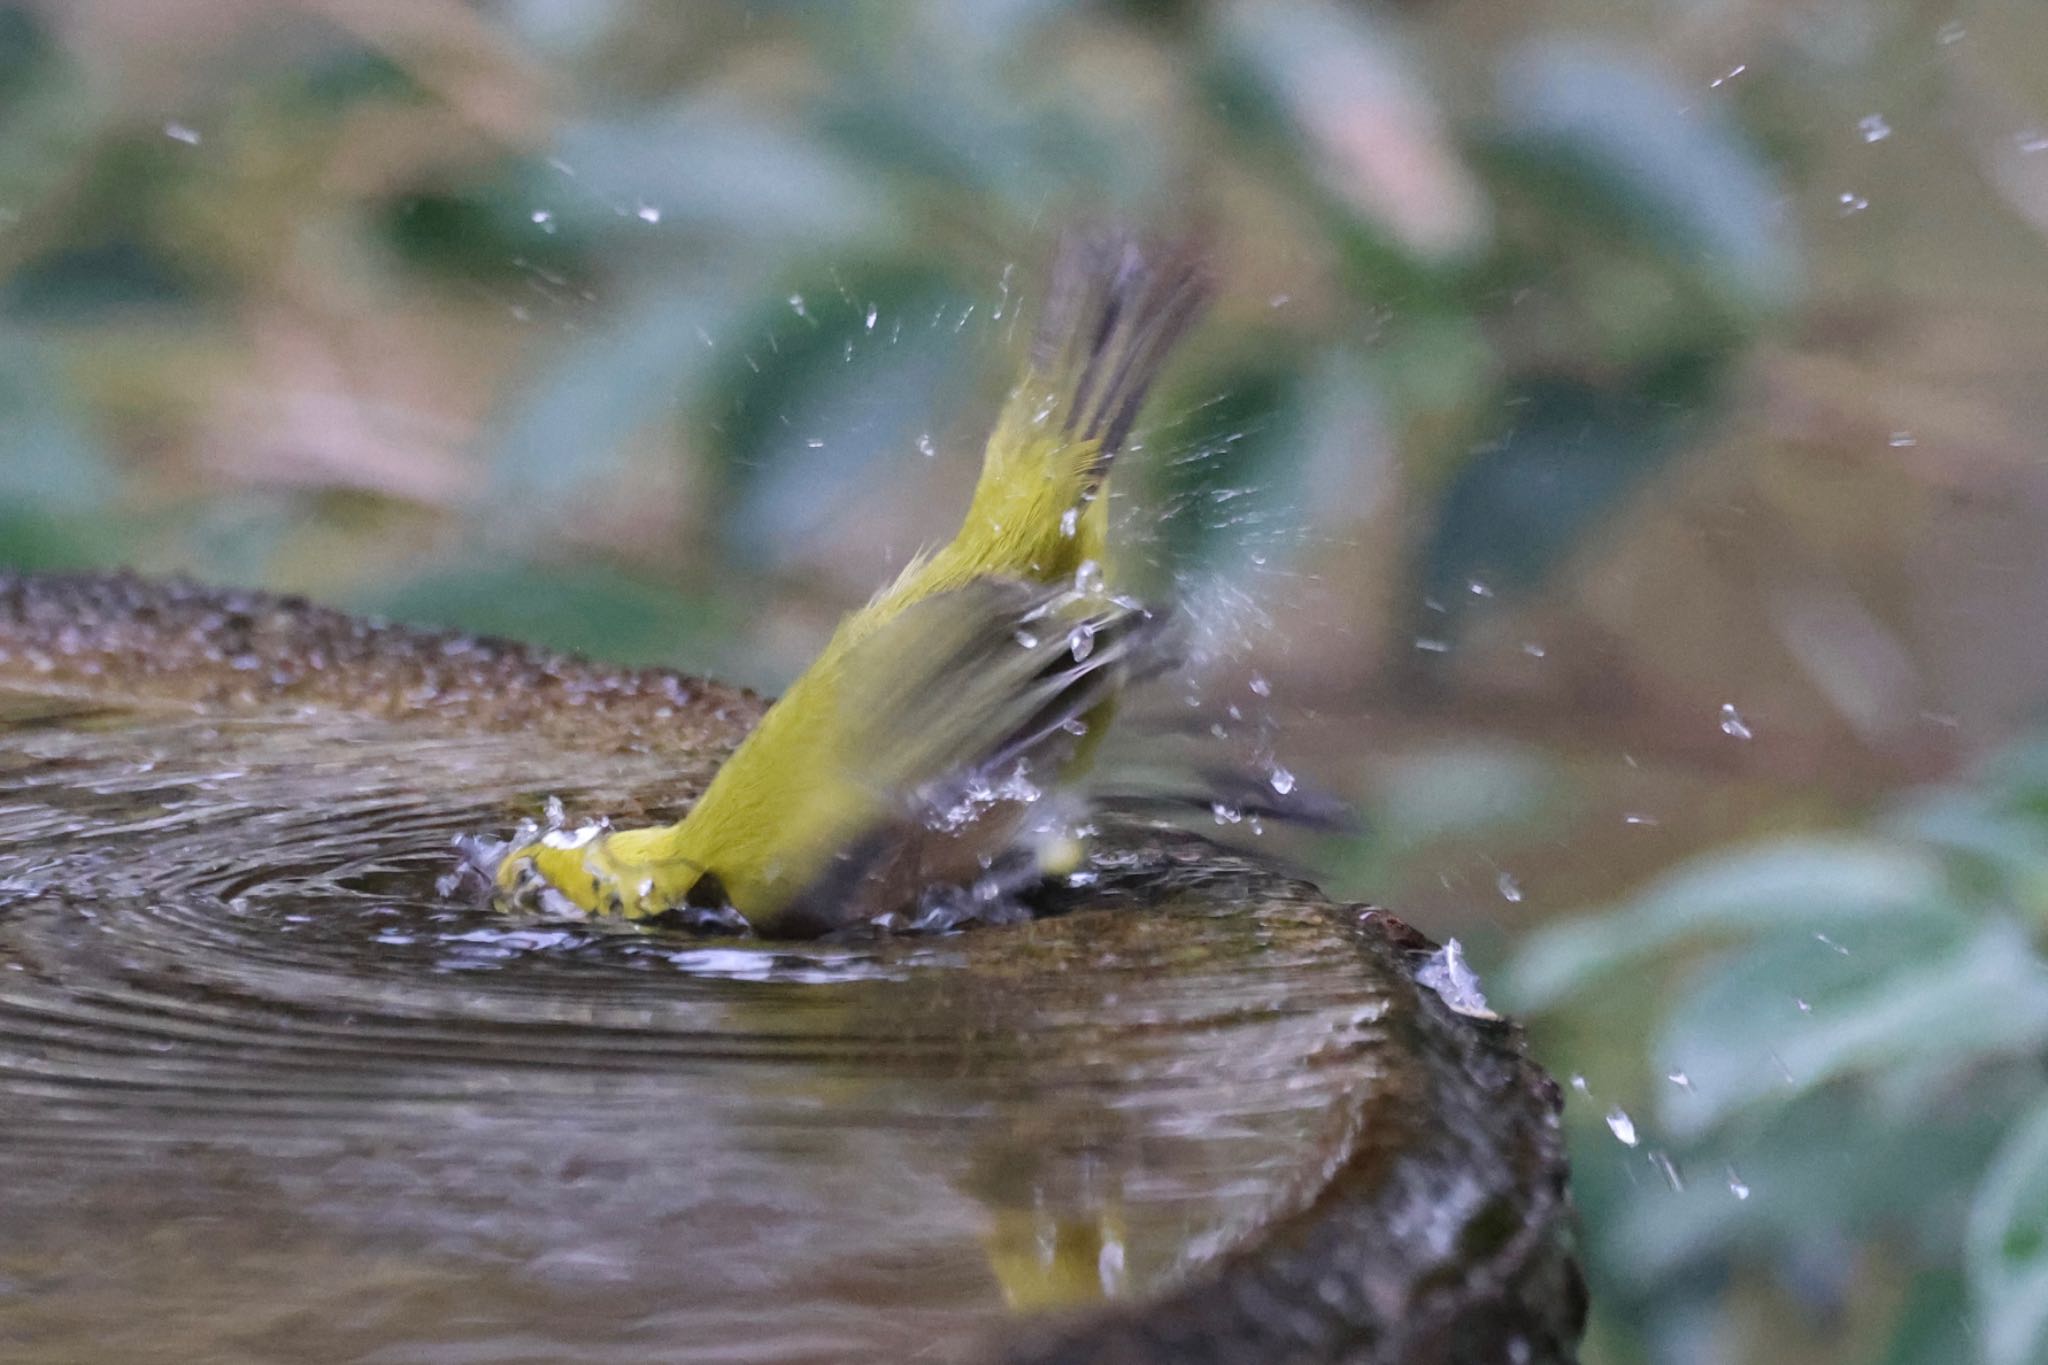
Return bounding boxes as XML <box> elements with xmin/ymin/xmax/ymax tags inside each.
<box><xmin>1024</xmin><ymin>230</ymin><xmax>1210</xmax><ymax>478</ymax></box>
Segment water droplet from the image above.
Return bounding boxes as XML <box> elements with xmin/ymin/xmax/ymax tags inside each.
<box><xmin>1815</xmin><ymin>932</ymin><xmax>1850</xmax><ymax>955</ymax></box>
<box><xmin>787</xmin><ymin>293</ymin><xmax>809</xmax><ymax>320</ymax></box>
<box><xmin>1467</xmin><ymin>579</ymin><xmax>1493</xmax><ymax>598</ymax></box>
<box><xmin>916</xmin><ymin>432</ymin><xmax>936</xmax><ymax>459</ymax></box>
<box><xmin>1097</xmin><ymin>1235</ymin><xmax>1126</xmax><ymax>1295</ymax></box>
<box><xmin>1667</xmin><ymin>1070</ymin><xmax>1693</xmax><ymax>1092</ymax></box>
<box><xmin>634</xmin><ymin>203</ymin><xmax>662</xmax><ymax>223</ymax></box>
<box><xmin>1858</xmin><ymin>114</ymin><xmax>1892</xmax><ymax>143</ymax></box>
<box><xmin>1606</xmin><ymin>1107</ymin><xmax>1639</xmax><ymax>1147</ymax></box>
<box><xmin>530</xmin><ymin>208</ymin><xmax>554</xmax><ymax>226</ymax></box>
<box><xmin>864</xmin><ymin>304</ymin><xmax>879</xmax><ymax>332</ymax></box>
<box><xmin>1649</xmin><ymin>1150</ymin><xmax>1685</xmax><ymax>1191</ymax></box>
<box><xmin>1269</xmin><ymin>766</ymin><xmax>1296</xmax><ymax>796</ymax></box>
<box><xmin>544</xmin><ymin>796</ymin><xmax>567</xmax><ymax>829</ymax></box>
<box><xmin>1623</xmin><ymin>812</ymin><xmax>1660</xmax><ymax>827</ymax></box>
<box><xmin>1837</xmin><ymin>191</ymin><xmax>1870</xmax><ymax>216</ymax></box>
<box><xmin>1888</xmin><ymin>430</ymin><xmax>1917</xmax><ymax>448</ymax></box>
<box><xmin>1708</xmin><ymin>63</ymin><xmax>1747</xmax><ymax>89</ymax></box>
<box><xmin>1937</xmin><ymin>21</ymin><xmax>1966</xmax><ymax>44</ymax></box>
<box><xmin>1211</xmin><ymin>802</ymin><xmax>1244</xmax><ymax>826</ymax></box>
<box><xmin>1719</xmin><ymin>703</ymin><xmax>1753</xmax><ymax>740</ymax></box>
<box><xmin>1795</xmin><ymin>997</ymin><xmax>1813</xmax><ymax>1014</ymax></box>
<box><xmin>1495</xmin><ymin>871</ymin><xmax>1523</xmax><ymax>903</ymax></box>
<box><xmin>1416</xmin><ymin>939</ymin><xmax>1495</xmax><ymax>1018</ymax></box>
<box><xmin>1414</xmin><ymin>637</ymin><xmax>1450</xmax><ymax>654</ymax></box>
<box><xmin>2021</xmin><ymin>133</ymin><xmax>2048</xmax><ymax>155</ymax></box>
<box><xmin>163</xmin><ymin>121</ymin><xmax>201</xmax><ymax>145</ymax></box>
<box><xmin>1521</xmin><ymin>641</ymin><xmax>1547</xmax><ymax>658</ymax></box>
<box><xmin>1248</xmin><ymin>674</ymin><xmax>1272</xmax><ymax>698</ymax></box>
<box><xmin>804</xmin><ymin>438</ymin><xmax>825</xmax><ymax>449</ymax></box>
<box><xmin>1013</xmin><ymin>630</ymin><xmax>1039</xmax><ymax>650</ymax></box>
<box><xmin>1068</xmin><ymin>622</ymin><xmax>1095</xmax><ymax>663</ymax></box>
<box><xmin>540</xmin><ymin>823</ymin><xmax>601</xmax><ymax>851</ymax></box>
<box><xmin>1727</xmin><ymin>1166</ymin><xmax>1752</xmax><ymax>1200</ymax></box>
<box><xmin>1059</xmin><ymin>507</ymin><xmax>1080</xmax><ymax>538</ymax></box>
<box><xmin>1570</xmin><ymin>1073</ymin><xmax>1591</xmax><ymax>1096</ymax></box>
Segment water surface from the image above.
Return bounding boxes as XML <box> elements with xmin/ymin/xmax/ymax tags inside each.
<box><xmin>0</xmin><ymin>691</ymin><xmax>1395</xmax><ymax>1363</ymax></box>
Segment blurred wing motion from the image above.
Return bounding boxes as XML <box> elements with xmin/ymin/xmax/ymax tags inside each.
<box><xmin>486</xmin><ymin>231</ymin><xmax>1214</xmax><ymax>936</ymax></box>
<box><xmin>762</xmin><ymin>578</ymin><xmax>1176</xmax><ymax>937</ymax></box>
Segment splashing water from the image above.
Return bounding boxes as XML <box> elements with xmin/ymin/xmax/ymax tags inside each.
<box><xmin>1416</xmin><ymin>938</ymin><xmax>1496</xmax><ymax>1019</ymax></box>
<box><xmin>0</xmin><ymin>695</ymin><xmax>1405</xmax><ymax>1363</ymax></box>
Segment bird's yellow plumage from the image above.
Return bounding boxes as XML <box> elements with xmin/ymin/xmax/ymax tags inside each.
<box><xmin>494</xmin><ymin>234</ymin><xmax>1208</xmax><ymax>935</ymax></box>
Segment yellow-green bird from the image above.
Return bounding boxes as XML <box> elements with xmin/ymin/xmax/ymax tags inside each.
<box><xmin>493</xmin><ymin>233</ymin><xmax>1209</xmax><ymax>936</ymax></box>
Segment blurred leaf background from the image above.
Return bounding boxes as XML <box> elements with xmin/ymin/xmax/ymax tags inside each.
<box><xmin>8</xmin><ymin>0</ymin><xmax>2048</xmax><ymax>1359</ymax></box>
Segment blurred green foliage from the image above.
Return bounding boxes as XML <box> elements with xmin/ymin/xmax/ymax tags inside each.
<box><xmin>0</xmin><ymin>0</ymin><xmax>1789</xmax><ymax>678</ymax></box>
<box><xmin>1510</xmin><ymin>733</ymin><xmax>2048</xmax><ymax>1364</ymax></box>
<box><xmin>10</xmin><ymin>0</ymin><xmax>2048</xmax><ymax>1360</ymax></box>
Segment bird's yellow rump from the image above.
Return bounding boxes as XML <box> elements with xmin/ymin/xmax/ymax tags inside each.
<box><xmin>493</xmin><ymin>234</ymin><xmax>1208</xmax><ymax>936</ymax></box>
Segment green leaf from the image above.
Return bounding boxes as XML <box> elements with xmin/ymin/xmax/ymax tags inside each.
<box><xmin>1491</xmin><ymin>39</ymin><xmax>1797</xmax><ymax>308</ymax></box>
<box><xmin>707</xmin><ymin>264</ymin><xmax>975</xmax><ymax>571</ymax></box>
<box><xmin>1657</xmin><ymin>918</ymin><xmax>2048</xmax><ymax>1140</ymax></box>
<box><xmin>546</xmin><ymin>100</ymin><xmax>890</xmax><ymax>244</ymax></box>
<box><xmin>1368</xmin><ymin>740</ymin><xmax>1563</xmax><ymax>847</ymax></box>
<box><xmin>814</xmin><ymin>51</ymin><xmax>1153</xmax><ymax>218</ymax></box>
<box><xmin>1507</xmin><ymin>836</ymin><xmax>1950</xmax><ymax>1012</ymax></box>
<box><xmin>0</xmin><ymin>3</ymin><xmax>54</xmax><ymax>114</ymax></box>
<box><xmin>0</xmin><ymin>328</ymin><xmax>116</xmax><ymax>514</ymax></box>
<box><xmin>1889</xmin><ymin>790</ymin><xmax>2048</xmax><ymax>913</ymax></box>
<box><xmin>483</xmin><ymin>265</ymin><xmax>767</xmax><ymax>504</ymax></box>
<box><xmin>382</xmin><ymin>185</ymin><xmax>588</xmax><ymax>285</ymax></box>
<box><xmin>1131</xmin><ymin>364</ymin><xmax>1301</xmax><ymax>584</ymax></box>
<box><xmin>1579</xmin><ymin>1088</ymin><xmax>2012</xmax><ymax>1291</ymax></box>
<box><xmin>1879</xmin><ymin>1272</ymin><xmax>1976</xmax><ymax>1365</ymax></box>
<box><xmin>1412</xmin><ymin>366</ymin><xmax>1716</xmax><ymax>636</ymax></box>
<box><xmin>360</xmin><ymin>562</ymin><xmax>718</xmax><ymax>669</ymax></box>
<box><xmin>0</xmin><ymin>508</ymin><xmax>122</xmax><ymax>570</ymax></box>
<box><xmin>1971</xmin><ymin>1094</ymin><xmax>2048</xmax><ymax>1365</ymax></box>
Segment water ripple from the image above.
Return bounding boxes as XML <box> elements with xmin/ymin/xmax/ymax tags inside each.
<box><xmin>0</xmin><ymin>696</ymin><xmax>1393</xmax><ymax>1363</ymax></box>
